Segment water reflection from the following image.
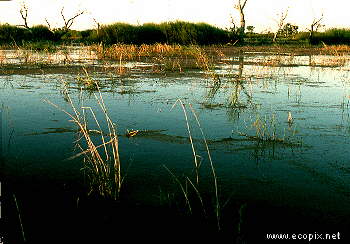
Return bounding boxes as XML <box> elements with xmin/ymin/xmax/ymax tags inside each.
<box><xmin>1</xmin><ymin>52</ymin><xmax>350</xmax><ymax>228</ymax></box>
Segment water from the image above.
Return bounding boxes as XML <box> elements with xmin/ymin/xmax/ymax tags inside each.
<box><xmin>1</xmin><ymin>49</ymin><xmax>350</xmax><ymax>242</ymax></box>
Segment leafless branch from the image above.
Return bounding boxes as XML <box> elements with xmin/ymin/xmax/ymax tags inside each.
<box><xmin>93</xmin><ymin>18</ymin><xmax>100</xmax><ymax>30</ymax></box>
<box><xmin>310</xmin><ymin>14</ymin><xmax>324</xmax><ymax>32</ymax></box>
<box><xmin>234</xmin><ymin>0</ymin><xmax>248</xmax><ymax>10</ymax></box>
<box><xmin>241</xmin><ymin>0</ymin><xmax>248</xmax><ymax>10</ymax></box>
<box><xmin>45</xmin><ymin>18</ymin><xmax>51</xmax><ymax>30</ymax></box>
<box><xmin>19</xmin><ymin>2</ymin><xmax>29</xmax><ymax>29</ymax></box>
<box><xmin>61</xmin><ymin>7</ymin><xmax>85</xmax><ymax>31</ymax></box>
<box><xmin>273</xmin><ymin>8</ymin><xmax>289</xmax><ymax>42</ymax></box>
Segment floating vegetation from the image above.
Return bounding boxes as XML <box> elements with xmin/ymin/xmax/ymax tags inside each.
<box><xmin>126</xmin><ymin>129</ymin><xmax>139</xmax><ymax>137</ymax></box>
<box><xmin>199</xmin><ymin>102</ymin><xmax>226</xmax><ymax>110</ymax></box>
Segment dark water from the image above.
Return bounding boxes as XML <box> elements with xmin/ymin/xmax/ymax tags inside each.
<box><xmin>1</xmin><ymin>52</ymin><xmax>350</xmax><ymax>243</ymax></box>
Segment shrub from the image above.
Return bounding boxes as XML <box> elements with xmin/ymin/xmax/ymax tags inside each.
<box><xmin>310</xmin><ymin>28</ymin><xmax>350</xmax><ymax>45</ymax></box>
<box><xmin>135</xmin><ymin>23</ymin><xmax>166</xmax><ymax>44</ymax></box>
<box><xmin>0</xmin><ymin>24</ymin><xmax>31</xmax><ymax>44</ymax></box>
<box><xmin>194</xmin><ymin>23</ymin><xmax>229</xmax><ymax>45</ymax></box>
<box><xmin>30</xmin><ymin>25</ymin><xmax>54</xmax><ymax>41</ymax></box>
<box><xmin>98</xmin><ymin>23</ymin><xmax>138</xmax><ymax>44</ymax></box>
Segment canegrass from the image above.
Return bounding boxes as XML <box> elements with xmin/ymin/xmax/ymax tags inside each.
<box><xmin>238</xmin><ymin>113</ymin><xmax>298</xmax><ymax>144</ymax></box>
<box><xmin>13</xmin><ymin>194</ymin><xmax>26</xmax><ymax>242</ymax></box>
<box><xmin>309</xmin><ymin>55</ymin><xmax>348</xmax><ymax>67</ymax></box>
<box><xmin>90</xmin><ymin>43</ymin><xmax>184</xmax><ymax>61</ymax></box>
<box><xmin>167</xmin><ymin>99</ymin><xmax>221</xmax><ymax>231</ymax></box>
<box><xmin>46</xmin><ymin>84</ymin><xmax>122</xmax><ymax>200</ymax></box>
<box><xmin>76</xmin><ymin>67</ymin><xmax>100</xmax><ymax>90</ymax></box>
<box><xmin>0</xmin><ymin>50</ymin><xmax>5</xmax><ymax>64</ymax></box>
<box><xmin>90</xmin><ymin>43</ymin><xmax>222</xmax><ymax>74</ymax></box>
<box><xmin>321</xmin><ymin>44</ymin><xmax>350</xmax><ymax>54</ymax></box>
<box><xmin>260</xmin><ymin>54</ymin><xmax>296</xmax><ymax>67</ymax></box>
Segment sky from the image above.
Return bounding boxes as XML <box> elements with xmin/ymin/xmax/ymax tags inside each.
<box><xmin>0</xmin><ymin>0</ymin><xmax>349</xmax><ymax>32</ymax></box>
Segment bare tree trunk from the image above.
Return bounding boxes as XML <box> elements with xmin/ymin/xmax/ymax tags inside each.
<box><xmin>309</xmin><ymin>14</ymin><xmax>323</xmax><ymax>44</ymax></box>
<box><xmin>273</xmin><ymin>31</ymin><xmax>279</xmax><ymax>43</ymax></box>
<box><xmin>239</xmin><ymin>10</ymin><xmax>246</xmax><ymax>38</ymax></box>
<box><xmin>235</xmin><ymin>0</ymin><xmax>248</xmax><ymax>40</ymax></box>
<box><xmin>93</xmin><ymin>18</ymin><xmax>101</xmax><ymax>36</ymax></box>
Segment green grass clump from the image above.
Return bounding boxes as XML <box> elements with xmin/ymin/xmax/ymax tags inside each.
<box><xmin>88</xmin><ymin>21</ymin><xmax>231</xmax><ymax>45</ymax></box>
<box><xmin>0</xmin><ymin>24</ymin><xmax>30</xmax><ymax>44</ymax></box>
<box><xmin>311</xmin><ymin>28</ymin><xmax>350</xmax><ymax>45</ymax></box>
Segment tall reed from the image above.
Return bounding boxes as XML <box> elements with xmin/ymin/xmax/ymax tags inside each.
<box><xmin>46</xmin><ymin>84</ymin><xmax>121</xmax><ymax>199</ymax></box>
<box><xmin>169</xmin><ymin>99</ymin><xmax>221</xmax><ymax>231</ymax></box>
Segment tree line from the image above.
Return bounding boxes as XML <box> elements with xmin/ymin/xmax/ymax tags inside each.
<box><xmin>0</xmin><ymin>0</ymin><xmax>349</xmax><ymax>46</ymax></box>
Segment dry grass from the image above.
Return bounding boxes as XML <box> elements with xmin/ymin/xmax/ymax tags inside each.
<box><xmin>90</xmin><ymin>43</ymin><xmax>222</xmax><ymax>75</ymax></box>
<box><xmin>238</xmin><ymin>113</ymin><xmax>298</xmax><ymax>145</ymax></box>
<box><xmin>90</xmin><ymin>43</ymin><xmax>184</xmax><ymax>61</ymax></box>
<box><xmin>46</xmin><ymin>84</ymin><xmax>122</xmax><ymax>200</ymax></box>
<box><xmin>259</xmin><ymin>54</ymin><xmax>296</xmax><ymax>67</ymax></box>
<box><xmin>309</xmin><ymin>55</ymin><xmax>348</xmax><ymax>67</ymax></box>
<box><xmin>321</xmin><ymin>44</ymin><xmax>350</xmax><ymax>55</ymax></box>
<box><xmin>0</xmin><ymin>50</ymin><xmax>5</xmax><ymax>64</ymax></box>
<box><xmin>169</xmin><ymin>99</ymin><xmax>221</xmax><ymax>231</ymax></box>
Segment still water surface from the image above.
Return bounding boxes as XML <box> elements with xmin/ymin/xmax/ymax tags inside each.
<box><xmin>1</xmin><ymin>51</ymin><xmax>350</xmax><ymax>236</ymax></box>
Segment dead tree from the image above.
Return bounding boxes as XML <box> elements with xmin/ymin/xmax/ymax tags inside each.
<box><xmin>93</xmin><ymin>18</ymin><xmax>101</xmax><ymax>36</ymax></box>
<box><xmin>234</xmin><ymin>0</ymin><xmax>248</xmax><ymax>39</ymax></box>
<box><xmin>60</xmin><ymin>7</ymin><xmax>85</xmax><ymax>32</ymax></box>
<box><xmin>19</xmin><ymin>2</ymin><xmax>29</xmax><ymax>29</ymax></box>
<box><xmin>273</xmin><ymin>8</ymin><xmax>289</xmax><ymax>42</ymax></box>
<box><xmin>45</xmin><ymin>18</ymin><xmax>52</xmax><ymax>30</ymax></box>
<box><xmin>309</xmin><ymin>14</ymin><xmax>323</xmax><ymax>43</ymax></box>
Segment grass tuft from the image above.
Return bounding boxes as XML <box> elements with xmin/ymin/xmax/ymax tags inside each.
<box><xmin>46</xmin><ymin>84</ymin><xmax>122</xmax><ymax>200</ymax></box>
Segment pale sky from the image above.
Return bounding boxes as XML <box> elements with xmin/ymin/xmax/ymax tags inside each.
<box><xmin>0</xmin><ymin>0</ymin><xmax>349</xmax><ymax>32</ymax></box>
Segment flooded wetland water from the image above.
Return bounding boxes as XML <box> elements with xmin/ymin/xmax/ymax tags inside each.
<box><xmin>1</xmin><ymin>46</ymin><xmax>350</xmax><ymax>242</ymax></box>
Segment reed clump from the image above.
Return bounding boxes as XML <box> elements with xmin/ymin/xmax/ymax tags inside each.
<box><xmin>90</xmin><ymin>43</ymin><xmax>222</xmax><ymax>74</ymax></box>
<box><xmin>90</xmin><ymin>43</ymin><xmax>184</xmax><ymax>61</ymax></box>
<box><xmin>238</xmin><ymin>113</ymin><xmax>298</xmax><ymax>144</ymax></box>
<box><xmin>76</xmin><ymin>67</ymin><xmax>101</xmax><ymax>90</ymax></box>
<box><xmin>260</xmin><ymin>54</ymin><xmax>296</xmax><ymax>67</ymax></box>
<box><xmin>321</xmin><ymin>44</ymin><xmax>350</xmax><ymax>55</ymax></box>
<box><xmin>46</xmin><ymin>85</ymin><xmax>122</xmax><ymax>200</ymax></box>
<box><xmin>309</xmin><ymin>55</ymin><xmax>348</xmax><ymax>67</ymax></box>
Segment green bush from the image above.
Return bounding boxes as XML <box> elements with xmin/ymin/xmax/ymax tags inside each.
<box><xmin>80</xmin><ymin>29</ymin><xmax>95</xmax><ymax>43</ymax></box>
<box><xmin>30</xmin><ymin>25</ymin><xmax>54</xmax><ymax>41</ymax></box>
<box><xmin>191</xmin><ymin>22</ymin><xmax>229</xmax><ymax>45</ymax></box>
<box><xmin>160</xmin><ymin>21</ymin><xmax>198</xmax><ymax>44</ymax></box>
<box><xmin>98</xmin><ymin>23</ymin><xmax>138</xmax><ymax>44</ymax></box>
<box><xmin>294</xmin><ymin>32</ymin><xmax>309</xmax><ymax>41</ymax></box>
<box><xmin>310</xmin><ymin>28</ymin><xmax>350</xmax><ymax>45</ymax></box>
<box><xmin>0</xmin><ymin>24</ymin><xmax>31</xmax><ymax>44</ymax></box>
<box><xmin>135</xmin><ymin>23</ymin><xmax>166</xmax><ymax>44</ymax></box>
<box><xmin>90</xmin><ymin>21</ymin><xmax>231</xmax><ymax>45</ymax></box>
